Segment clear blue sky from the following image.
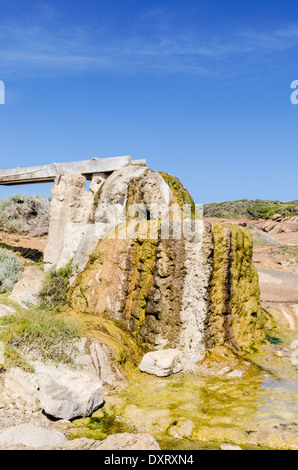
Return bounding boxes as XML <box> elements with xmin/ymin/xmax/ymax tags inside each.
<box><xmin>0</xmin><ymin>0</ymin><xmax>298</xmax><ymax>204</ymax></box>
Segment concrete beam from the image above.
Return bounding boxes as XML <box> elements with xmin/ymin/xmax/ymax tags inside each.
<box><xmin>0</xmin><ymin>156</ymin><xmax>139</xmax><ymax>186</ymax></box>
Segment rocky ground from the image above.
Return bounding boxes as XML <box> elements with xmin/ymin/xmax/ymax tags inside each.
<box><xmin>203</xmin><ymin>199</ymin><xmax>298</xmax><ymax>220</ymax></box>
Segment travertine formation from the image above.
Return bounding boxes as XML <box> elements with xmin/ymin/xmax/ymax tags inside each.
<box><xmin>3</xmin><ymin>160</ymin><xmax>267</xmax><ymax>363</ymax></box>
<box><xmin>46</xmin><ymin>163</ymin><xmax>269</xmax><ymax>361</ymax></box>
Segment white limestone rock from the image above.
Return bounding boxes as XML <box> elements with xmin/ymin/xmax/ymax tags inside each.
<box><xmin>0</xmin><ymin>304</ymin><xmax>15</xmax><ymax>318</ymax></box>
<box><xmin>3</xmin><ymin>368</ymin><xmax>39</xmax><ymax>411</ymax></box>
<box><xmin>139</xmin><ymin>349</ymin><xmax>182</xmax><ymax>377</ymax></box>
<box><xmin>9</xmin><ymin>266</ymin><xmax>44</xmax><ymax>308</ymax></box>
<box><xmin>38</xmin><ymin>365</ymin><xmax>104</xmax><ymax>420</ymax></box>
<box><xmin>220</xmin><ymin>443</ymin><xmax>243</xmax><ymax>450</ymax></box>
<box><xmin>226</xmin><ymin>369</ymin><xmax>246</xmax><ymax>379</ymax></box>
<box><xmin>94</xmin><ymin>432</ymin><xmax>161</xmax><ymax>450</ymax></box>
<box><xmin>0</xmin><ymin>424</ymin><xmax>66</xmax><ymax>449</ymax></box>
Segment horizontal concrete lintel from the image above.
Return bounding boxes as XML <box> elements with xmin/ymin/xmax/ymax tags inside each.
<box><xmin>0</xmin><ymin>156</ymin><xmax>137</xmax><ymax>186</ymax></box>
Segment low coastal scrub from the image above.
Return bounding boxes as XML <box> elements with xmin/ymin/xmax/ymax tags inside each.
<box><xmin>0</xmin><ymin>308</ymin><xmax>81</xmax><ymax>371</ymax></box>
<box><xmin>0</xmin><ymin>194</ymin><xmax>49</xmax><ymax>236</ymax></box>
<box><xmin>38</xmin><ymin>262</ymin><xmax>73</xmax><ymax>311</ymax></box>
<box><xmin>204</xmin><ymin>199</ymin><xmax>298</xmax><ymax>220</ymax></box>
<box><xmin>0</xmin><ymin>247</ymin><xmax>24</xmax><ymax>294</ymax></box>
<box><xmin>271</xmin><ymin>245</ymin><xmax>298</xmax><ymax>264</ymax></box>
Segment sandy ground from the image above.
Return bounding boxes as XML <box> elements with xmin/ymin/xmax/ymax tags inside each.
<box><xmin>0</xmin><ymin>231</ymin><xmax>47</xmax><ymax>253</ymax></box>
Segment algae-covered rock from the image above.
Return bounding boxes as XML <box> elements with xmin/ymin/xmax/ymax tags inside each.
<box><xmin>61</xmin><ymin>165</ymin><xmax>270</xmax><ymax>361</ymax></box>
<box><xmin>206</xmin><ymin>223</ymin><xmax>269</xmax><ymax>352</ymax></box>
<box><xmin>70</xmin><ymin>221</ymin><xmax>267</xmax><ymax>360</ymax></box>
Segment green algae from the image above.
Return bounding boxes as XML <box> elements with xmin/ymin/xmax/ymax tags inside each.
<box><xmin>123</xmin><ymin>232</ymin><xmax>158</xmax><ymax>335</ymax></box>
<box><xmin>67</xmin><ymin>327</ymin><xmax>298</xmax><ymax>450</ymax></box>
<box><xmin>208</xmin><ymin>223</ymin><xmax>273</xmax><ymax>353</ymax></box>
<box><xmin>68</xmin><ymin>409</ymin><xmax>135</xmax><ymax>441</ymax></box>
<box><xmin>207</xmin><ymin>223</ymin><xmax>227</xmax><ymax>348</ymax></box>
<box><xmin>159</xmin><ymin>172</ymin><xmax>196</xmax><ymax>217</ymax></box>
<box><xmin>229</xmin><ymin>225</ymin><xmax>267</xmax><ymax>349</ymax></box>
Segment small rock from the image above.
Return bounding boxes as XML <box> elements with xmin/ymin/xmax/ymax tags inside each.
<box><xmin>139</xmin><ymin>349</ymin><xmax>182</xmax><ymax>377</ymax></box>
<box><xmin>218</xmin><ymin>366</ymin><xmax>233</xmax><ymax>376</ymax></box>
<box><xmin>226</xmin><ymin>370</ymin><xmax>246</xmax><ymax>379</ymax></box>
<box><xmin>220</xmin><ymin>443</ymin><xmax>242</xmax><ymax>451</ymax></box>
<box><xmin>0</xmin><ymin>304</ymin><xmax>15</xmax><ymax>318</ymax></box>
<box><xmin>87</xmin><ymin>339</ymin><xmax>122</xmax><ymax>385</ymax></box>
<box><xmin>0</xmin><ymin>424</ymin><xmax>66</xmax><ymax>449</ymax></box>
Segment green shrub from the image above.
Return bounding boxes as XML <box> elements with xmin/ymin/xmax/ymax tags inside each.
<box><xmin>0</xmin><ymin>309</ymin><xmax>80</xmax><ymax>369</ymax></box>
<box><xmin>38</xmin><ymin>262</ymin><xmax>73</xmax><ymax>311</ymax></box>
<box><xmin>0</xmin><ymin>194</ymin><xmax>49</xmax><ymax>236</ymax></box>
<box><xmin>0</xmin><ymin>248</ymin><xmax>24</xmax><ymax>293</ymax></box>
<box><xmin>0</xmin><ymin>195</ymin><xmax>25</xmax><ymax>233</ymax></box>
<box><xmin>204</xmin><ymin>199</ymin><xmax>298</xmax><ymax>220</ymax></box>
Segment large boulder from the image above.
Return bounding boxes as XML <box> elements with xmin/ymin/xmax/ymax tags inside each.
<box><xmin>38</xmin><ymin>366</ymin><xmax>104</xmax><ymax>420</ymax></box>
<box><xmin>1</xmin><ymin>361</ymin><xmax>106</xmax><ymax>418</ymax></box>
<box><xmin>9</xmin><ymin>266</ymin><xmax>44</xmax><ymax>308</ymax></box>
<box><xmin>0</xmin><ymin>424</ymin><xmax>66</xmax><ymax>449</ymax></box>
<box><xmin>139</xmin><ymin>349</ymin><xmax>182</xmax><ymax>377</ymax></box>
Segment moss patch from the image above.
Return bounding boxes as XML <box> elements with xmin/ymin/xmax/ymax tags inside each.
<box><xmin>206</xmin><ymin>223</ymin><xmax>227</xmax><ymax>348</ymax></box>
<box><xmin>159</xmin><ymin>172</ymin><xmax>196</xmax><ymax>217</ymax></box>
<box><xmin>123</xmin><ymin>234</ymin><xmax>158</xmax><ymax>334</ymax></box>
<box><xmin>68</xmin><ymin>409</ymin><xmax>134</xmax><ymax>441</ymax></box>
